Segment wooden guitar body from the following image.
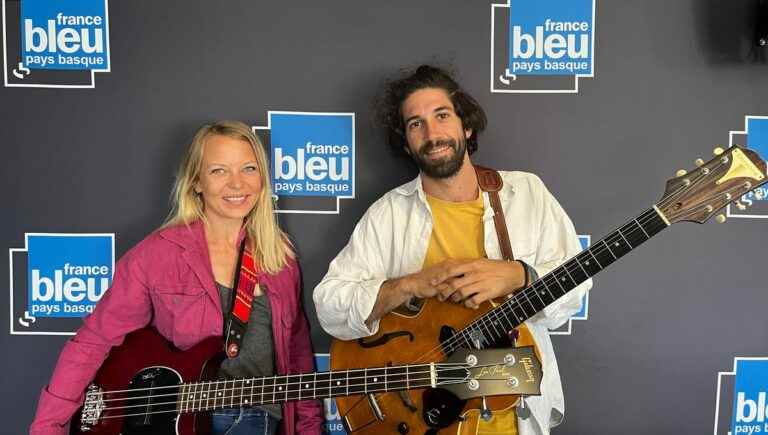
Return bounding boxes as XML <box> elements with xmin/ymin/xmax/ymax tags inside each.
<box><xmin>331</xmin><ymin>297</ymin><xmax>538</xmax><ymax>434</ymax></box>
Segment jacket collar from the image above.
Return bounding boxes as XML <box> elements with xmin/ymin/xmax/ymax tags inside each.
<box><xmin>156</xmin><ymin>219</ymin><xmax>248</xmax><ymax>310</ymax></box>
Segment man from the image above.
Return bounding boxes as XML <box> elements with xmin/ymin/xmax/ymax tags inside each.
<box><xmin>313</xmin><ymin>65</ymin><xmax>592</xmax><ymax>434</ymax></box>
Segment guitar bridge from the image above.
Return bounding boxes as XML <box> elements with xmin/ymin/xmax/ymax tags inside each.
<box><xmin>79</xmin><ymin>384</ymin><xmax>105</xmax><ymax>431</ymax></box>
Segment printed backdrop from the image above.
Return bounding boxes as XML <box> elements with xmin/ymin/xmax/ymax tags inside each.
<box><xmin>2</xmin><ymin>1</ymin><xmax>767</xmax><ymax>434</ymax></box>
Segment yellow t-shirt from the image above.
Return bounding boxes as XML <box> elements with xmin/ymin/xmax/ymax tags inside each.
<box><xmin>424</xmin><ymin>193</ymin><xmax>520</xmax><ymax>435</ymax></box>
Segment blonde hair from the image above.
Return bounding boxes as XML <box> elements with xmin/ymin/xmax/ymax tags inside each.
<box><xmin>163</xmin><ymin>120</ymin><xmax>293</xmax><ymax>274</ymax></box>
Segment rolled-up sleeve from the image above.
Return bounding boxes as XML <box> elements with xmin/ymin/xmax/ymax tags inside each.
<box><xmin>313</xmin><ymin>205</ymin><xmax>390</xmax><ymax>340</ymax></box>
<box><xmin>527</xmin><ymin>176</ymin><xmax>593</xmax><ymax>330</ymax></box>
<box><xmin>30</xmin><ymin>247</ymin><xmax>153</xmax><ymax>435</ymax></box>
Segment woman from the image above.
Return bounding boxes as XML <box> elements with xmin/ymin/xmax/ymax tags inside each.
<box><xmin>30</xmin><ymin>121</ymin><xmax>323</xmax><ymax>434</ymax></box>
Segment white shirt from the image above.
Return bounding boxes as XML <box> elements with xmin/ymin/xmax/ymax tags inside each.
<box><xmin>313</xmin><ymin>170</ymin><xmax>592</xmax><ymax>434</ymax></box>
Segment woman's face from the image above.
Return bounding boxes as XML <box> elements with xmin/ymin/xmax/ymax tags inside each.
<box><xmin>195</xmin><ymin>134</ymin><xmax>262</xmax><ymax>226</ymax></box>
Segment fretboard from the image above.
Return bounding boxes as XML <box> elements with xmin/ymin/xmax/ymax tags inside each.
<box><xmin>451</xmin><ymin>207</ymin><xmax>668</xmax><ymax>351</ymax></box>
<box><xmin>176</xmin><ymin>364</ymin><xmax>435</xmax><ymax>413</ymax></box>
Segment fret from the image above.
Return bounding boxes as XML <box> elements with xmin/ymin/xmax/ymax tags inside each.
<box><xmin>585</xmin><ymin>247</ymin><xmax>605</xmax><ymax>269</ymax></box>
<box><xmin>634</xmin><ymin>218</ymin><xmax>650</xmax><ymax>239</ymax></box>
<box><xmin>241</xmin><ymin>378</ymin><xmax>251</xmax><ymax>406</ymax></box>
<box><xmin>519</xmin><ymin>285</ymin><xmax>544</xmax><ymax>313</ymax></box>
<box><xmin>591</xmin><ymin>241</ymin><xmax>615</xmax><ymax>268</ymax></box>
<box><xmin>214</xmin><ymin>380</ymin><xmax>221</xmax><ymax>409</ymax></box>
<box><xmin>549</xmin><ymin>269</ymin><xmax>569</xmax><ymax>294</ymax></box>
<box><xmin>509</xmin><ymin>301</ymin><xmax>526</xmax><ymax>324</ymax></box>
<box><xmin>488</xmin><ymin>310</ymin><xmax>510</xmax><ymax>336</ymax></box>
<box><xmin>605</xmin><ymin>232</ymin><xmax>632</xmax><ymax>258</ymax></box>
<box><xmin>316</xmin><ymin>372</ymin><xmax>331</xmax><ymax>399</ymax></box>
<box><xmin>275</xmin><ymin>375</ymin><xmax>288</xmax><ymax>403</ymax></box>
<box><xmin>616</xmin><ymin>227</ymin><xmax>634</xmax><ymax>249</ymax></box>
<box><xmin>367</xmin><ymin>367</ymin><xmax>387</xmax><ymax>393</ymax></box>
<box><xmin>329</xmin><ymin>370</ymin><xmax>345</xmax><ymax>397</ymax></box>
<box><xmin>269</xmin><ymin>375</ymin><xmax>277</xmax><ymax>405</ymax></box>
<box><xmin>203</xmin><ymin>381</ymin><xmax>211</xmax><ymax>411</ymax></box>
<box><xmin>299</xmin><ymin>373</ymin><xmax>314</xmax><ymax>401</ymax></box>
<box><xmin>478</xmin><ymin>320</ymin><xmax>495</xmax><ymax>345</ymax></box>
<box><xmin>531</xmin><ymin>280</ymin><xmax>553</xmax><ymax>305</ymax></box>
<box><xmin>527</xmin><ymin>282</ymin><xmax>546</xmax><ymax>308</ymax></box>
<box><xmin>512</xmin><ymin>294</ymin><xmax>535</xmax><ymax>319</ymax></box>
<box><xmin>283</xmin><ymin>375</ymin><xmax>298</xmax><ymax>402</ymax></box>
<box><xmin>564</xmin><ymin>258</ymin><xmax>589</xmax><ymax>284</ymax></box>
<box><xmin>258</xmin><ymin>375</ymin><xmax>265</xmax><ymax>406</ymax></box>
<box><xmin>313</xmin><ymin>372</ymin><xmax>318</xmax><ymax>400</ymax></box>
<box><xmin>387</xmin><ymin>366</ymin><xmax>408</xmax><ymax>391</ymax></box>
<box><xmin>249</xmin><ymin>377</ymin><xmax>255</xmax><ymax>406</ymax></box>
<box><xmin>190</xmin><ymin>384</ymin><xmax>197</xmax><ymax>412</ymax></box>
<box><xmin>346</xmin><ymin>369</ymin><xmax>350</xmax><ymax>397</ymax></box>
<box><xmin>179</xmin><ymin>383</ymin><xmax>187</xmax><ymax>413</ymax></box>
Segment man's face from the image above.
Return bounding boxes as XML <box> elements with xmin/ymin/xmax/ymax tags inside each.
<box><xmin>401</xmin><ymin>87</ymin><xmax>472</xmax><ymax>179</ymax></box>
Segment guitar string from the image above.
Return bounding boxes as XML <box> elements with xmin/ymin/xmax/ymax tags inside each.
<box><xmin>411</xmin><ymin>207</ymin><xmax>666</xmax><ymax>364</ymax></box>
<box><xmin>83</xmin><ymin>155</ymin><xmax>747</xmax><ymax>423</ymax></box>
<box><xmin>458</xmin><ymin>181</ymin><xmax>749</xmax><ymax>354</ymax></box>
<box><xmin>88</xmin><ymin>362</ymin><xmax>513</xmax><ymax>419</ymax></box>
<box><xmin>414</xmin><ymin>157</ymin><xmax>740</xmax><ymax>364</ymax></box>
<box><xmin>91</xmin><ymin>377</ymin><xmax>483</xmax><ymax>421</ymax></box>
<box><xmin>94</xmin><ymin>362</ymin><xmax>467</xmax><ymax>398</ymax></box>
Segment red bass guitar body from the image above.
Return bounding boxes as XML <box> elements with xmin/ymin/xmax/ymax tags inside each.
<box><xmin>70</xmin><ymin>328</ymin><xmax>223</xmax><ymax>435</ymax></box>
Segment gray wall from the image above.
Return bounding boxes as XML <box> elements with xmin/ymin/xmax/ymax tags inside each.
<box><xmin>2</xmin><ymin>1</ymin><xmax>767</xmax><ymax>434</ymax></box>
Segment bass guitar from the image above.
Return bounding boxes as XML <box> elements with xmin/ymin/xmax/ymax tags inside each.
<box><xmin>70</xmin><ymin>327</ymin><xmax>542</xmax><ymax>434</ymax></box>
<box><xmin>330</xmin><ymin>145</ymin><xmax>768</xmax><ymax>434</ymax></box>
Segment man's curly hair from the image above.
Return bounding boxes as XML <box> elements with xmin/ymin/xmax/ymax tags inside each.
<box><xmin>377</xmin><ymin>64</ymin><xmax>487</xmax><ymax>156</ymax></box>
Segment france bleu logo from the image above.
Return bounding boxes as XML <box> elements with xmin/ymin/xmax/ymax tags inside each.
<box><xmin>491</xmin><ymin>0</ymin><xmax>595</xmax><ymax>93</ymax></box>
<box><xmin>3</xmin><ymin>0</ymin><xmax>111</xmax><ymax>88</ymax></box>
<box><xmin>8</xmin><ymin>233</ymin><xmax>114</xmax><ymax>335</ymax></box>
<box><xmin>714</xmin><ymin>358</ymin><xmax>768</xmax><ymax>435</ymax></box>
<box><xmin>726</xmin><ymin>116</ymin><xmax>768</xmax><ymax>219</ymax></box>
<box><xmin>254</xmin><ymin>111</ymin><xmax>355</xmax><ymax>214</ymax></box>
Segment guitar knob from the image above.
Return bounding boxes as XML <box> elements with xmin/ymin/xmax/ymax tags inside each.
<box><xmin>397</xmin><ymin>422</ymin><xmax>409</xmax><ymax>434</ymax></box>
<box><xmin>715</xmin><ymin>214</ymin><xmax>726</xmax><ymax>224</ymax></box>
<box><xmin>695</xmin><ymin>158</ymin><xmax>705</xmax><ymax>167</ymax></box>
<box><xmin>713</xmin><ymin>147</ymin><xmax>724</xmax><ymax>156</ymax></box>
<box><xmin>676</xmin><ymin>169</ymin><xmax>687</xmax><ymax>177</ymax></box>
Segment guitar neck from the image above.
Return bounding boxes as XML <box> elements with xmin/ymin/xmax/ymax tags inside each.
<box><xmin>177</xmin><ymin>364</ymin><xmax>436</xmax><ymax>413</ymax></box>
<box><xmin>455</xmin><ymin>206</ymin><xmax>668</xmax><ymax>350</ymax></box>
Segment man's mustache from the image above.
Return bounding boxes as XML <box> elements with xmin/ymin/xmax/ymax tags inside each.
<box><xmin>420</xmin><ymin>139</ymin><xmax>457</xmax><ymax>156</ymax></box>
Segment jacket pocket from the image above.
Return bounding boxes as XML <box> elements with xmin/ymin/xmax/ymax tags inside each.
<box><xmin>151</xmin><ymin>286</ymin><xmax>207</xmax><ymax>348</ymax></box>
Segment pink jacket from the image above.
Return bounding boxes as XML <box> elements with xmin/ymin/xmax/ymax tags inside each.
<box><xmin>30</xmin><ymin>220</ymin><xmax>323</xmax><ymax>435</ymax></box>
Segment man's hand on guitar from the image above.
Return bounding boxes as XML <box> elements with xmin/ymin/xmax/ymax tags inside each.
<box><xmin>430</xmin><ymin>259</ymin><xmax>527</xmax><ymax>309</ymax></box>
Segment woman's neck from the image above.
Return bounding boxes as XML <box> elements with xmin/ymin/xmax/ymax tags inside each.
<box><xmin>203</xmin><ymin>216</ymin><xmax>244</xmax><ymax>248</ymax></box>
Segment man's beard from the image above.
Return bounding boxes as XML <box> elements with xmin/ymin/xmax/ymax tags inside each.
<box><xmin>411</xmin><ymin>137</ymin><xmax>466</xmax><ymax>179</ymax></box>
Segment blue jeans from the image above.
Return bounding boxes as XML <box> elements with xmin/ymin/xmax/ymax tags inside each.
<box><xmin>211</xmin><ymin>407</ymin><xmax>279</xmax><ymax>435</ymax></box>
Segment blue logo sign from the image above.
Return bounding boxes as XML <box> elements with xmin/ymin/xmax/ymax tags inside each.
<box><xmin>20</xmin><ymin>0</ymin><xmax>109</xmax><ymax>71</ymax></box>
<box><xmin>491</xmin><ymin>0</ymin><xmax>596</xmax><ymax>93</ymax></box>
<box><xmin>270</xmin><ymin>112</ymin><xmax>354</xmax><ymax>198</ymax></box>
<box><xmin>315</xmin><ymin>354</ymin><xmax>347</xmax><ymax>434</ymax></box>
<box><xmin>731</xmin><ymin>359</ymin><xmax>768</xmax><ymax>434</ymax></box>
<box><xmin>25</xmin><ymin>233</ymin><xmax>113</xmax><ymax>318</ymax></box>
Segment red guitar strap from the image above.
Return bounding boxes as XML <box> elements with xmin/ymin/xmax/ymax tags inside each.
<box><xmin>224</xmin><ymin>237</ymin><xmax>258</xmax><ymax>358</ymax></box>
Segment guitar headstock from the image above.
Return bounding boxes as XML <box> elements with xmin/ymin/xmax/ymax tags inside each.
<box><xmin>657</xmin><ymin>145</ymin><xmax>767</xmax><ymax>224</ymax></box>
<box><xmin>436</xmin><ymin>346</ymin><xmax>542</xmax><ymax>400</ymax></box>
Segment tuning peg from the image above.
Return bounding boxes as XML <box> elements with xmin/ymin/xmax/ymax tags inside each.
<box><xmin>715</xmin><ymin>214</ymin><xmax>726</xmax><ymax>224</ymax></box>
<box><xmin>713</xmin><ymin>147</ymin><xmax>724</xmax><ymax>156</ymax></box>
<box><xmin>676</xmin><ymin>169</ymin><xmax>687</xmax><ymax>177</ymax></box>
<box><xmin>695</xmin><ymin>158</ymin><xmax>705</xmax><ymax>167</ymax></box>
<box><xmin>736</xmin><ymin>201</ymin><xmax>747</xmax><ymax>211</ymax></box>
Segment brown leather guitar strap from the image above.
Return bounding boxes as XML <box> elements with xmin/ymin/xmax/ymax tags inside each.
<box><xmin>474</xmin><ymin>165</ymin><xmax>515</xmax><ymax>262</ymax></box>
